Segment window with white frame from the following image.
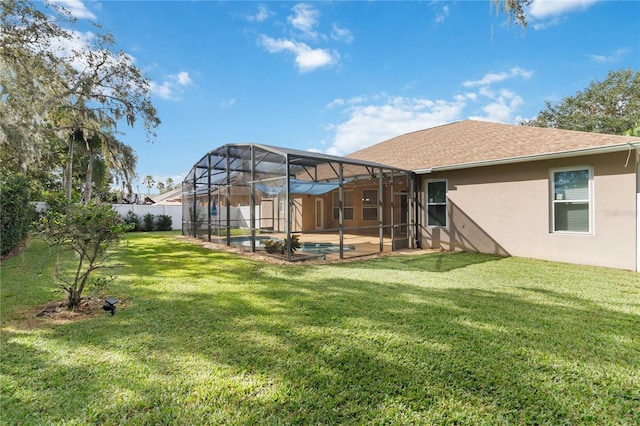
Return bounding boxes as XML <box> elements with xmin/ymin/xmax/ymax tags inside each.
<box><xmin>362</xmin><ymin>189</ymin><xmax>378</xmax><ymax>220</ymax></box>
<box><xmin>332</xmin><ymin>189</ymin><xmax>354</xmax><ymax>220</ymax></box>
<box><xmin>550</xmin><ymin>167</ymin><xmax>592</xmax><ymax>233</ymax></box>
<box><xmin>426</xmin><ymin>180</ymin><xmax>447</xmax><ymax>227</ymax></box>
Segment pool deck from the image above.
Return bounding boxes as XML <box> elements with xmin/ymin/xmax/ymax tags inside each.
<box><xmin>209</xmin><ymin>232</ymin><xmax>410</xmax><ymax>261</ymax></box>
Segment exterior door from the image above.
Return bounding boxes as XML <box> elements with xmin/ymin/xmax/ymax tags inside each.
<box><xmin>260</xmin><ymin>199</ymin><xmax>274</xmax><ymax>230</ymax></box>
<box><xmin>315</xmin><ymin>199</ymin><xmax>323</xmax><ymax>229</ymax></box>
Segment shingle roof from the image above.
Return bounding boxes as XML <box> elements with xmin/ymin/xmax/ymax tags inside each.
<box><xmin>347</xmin><ymin>120</ymin><xmax>640</xmax><ymax>172</ymax></box>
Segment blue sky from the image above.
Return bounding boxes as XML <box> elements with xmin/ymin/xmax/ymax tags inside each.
<box><xmin>53</xmin><ymin>0</ymin><xmax>639</xmax><ymax>193</ymax></box>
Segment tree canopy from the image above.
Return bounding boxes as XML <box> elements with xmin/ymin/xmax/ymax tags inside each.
<box><xmin>521</xmin><ymin>69</ymin><xmax>640</xmax><ymax>135</ymax></box>
<box><xmin>0</xmin><ymin>0</ymin><xmax>159</xmax><ymax>199</ymax></box>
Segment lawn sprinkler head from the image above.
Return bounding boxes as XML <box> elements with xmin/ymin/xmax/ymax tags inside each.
<box><xmin>102</xmin><ymin>297</ymin><xmax>118</xmax><ymax>316</ymax></box>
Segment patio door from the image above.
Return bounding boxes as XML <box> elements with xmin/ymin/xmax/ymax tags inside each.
<box><xmin>315</xmin><ymin>199</ymin><xmax>323</xmax><ymax>229</ymax></box>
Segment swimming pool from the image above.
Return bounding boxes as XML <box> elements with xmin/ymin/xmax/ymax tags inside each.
<box><xmin>228</xmin><ymin>237</ymin><xmax>355</xmax><ymax>254</ymax></box>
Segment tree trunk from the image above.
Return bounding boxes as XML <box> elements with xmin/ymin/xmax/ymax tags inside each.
<box><xmin>67</xmin><ymin>288</ymin><xmax>82</xmax><ymax>310</ymax></box>
<box><xmin>64</xmin><ymin>142</ymin><xmax>74</xmax><ymax>201</ymax></box>
<box><xmin>84</xmin><ymin>153</ymin><xmax>94</xmax><ymax>202</ymax></box>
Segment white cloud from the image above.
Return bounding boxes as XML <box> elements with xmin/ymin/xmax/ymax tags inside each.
<box><xmin>246</xmin><ymin>4</ymin><xmax>273</xmax><ymax>22</ymax></box>
<box><xmin>528</xmin><ymin>0</ymin><xmax>599</xmax><ymax>20</ymax></box>
<box><xmin>325</xmin><ymin>98</ymin><xmax>345</xmax><ymax>109</ymax></box>
<box><xmin>49</xmin><ymin>0</ymin><xmax>97</xmax><ymax>20</ymax></box>
<box><xmin>435</xmin><ymin>5</ymin><xmax>450</xmax><ymax>23</ymax></box>
<box><xmin>259</xmin><ymin>35</ymin><xmax>337</xmax><ymax>73</ymax></box>
<box><xmin>288</xmin><ymin>3</ymin><xmax>321</xmax><ymax>38</ymax></box>
<box><xmin>528</xmin><ymin>0</ymin><xmax>599</xmax><ymax>29</ymax></box>
<box><xmin>469</xmin><ymin>90</ymin><xmax>524</xmax><ymax>123</ymax></box>
<box><xmin>464</xmin><ymin>72</ymin><xmax>527</xmax><ymax>123</ymax></box>
<box><xmin>463</xmin><ymin>67</ymin><xmax>533</xmax><ymax>87</ymax></box>
<box><xmin>587</xmin><ymin>48</ymin><xmax>630</xmax><ymax>63</ymax></box>
<box><xmin>254</xmin><ymin>3</ymin><xmax>350</xmax><ymax>72</ymax></box>
<box><xmin>323</xmin><ymin>67</ymin><xmax>533</xmax><ymax>155</ymax></box>
<box><xmin>325</xmin><ymin>96</ymin><xmax>466</xmax><ymax>156</ymax></box>
<box><xmin>150</xmin><ymin>71</ymin><xmax>193</xmax><ymax>100</ymax></box>
<box><xmin>176</xmin><ymin>71</ymin><xmax>192</xmax><ymax>86</ymax></box>
<box><xmin>220</xmin><ymin>98</ymin><xmax>236</xmax><ymax>109</ymax></box>
<box><xmin>331</xmin><ymin>23</ymin><xmax>354</xmax><ymax>44</ymax></box>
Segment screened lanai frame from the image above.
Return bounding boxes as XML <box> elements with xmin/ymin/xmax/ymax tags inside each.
<box><xmin>182</xmin><ymin>143</ymin><xmax>416</xmax><ymax>261</ymax></box>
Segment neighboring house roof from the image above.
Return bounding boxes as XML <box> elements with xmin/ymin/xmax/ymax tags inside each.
<box><xmin>348</xmin><ymin>120</ymin><xmax>640</xmax><ymax>173</ymax></box>
<box><xmin>151</xmin><ymin>187</ymin><xmax>182</xmax><ymax>205</ymax></box>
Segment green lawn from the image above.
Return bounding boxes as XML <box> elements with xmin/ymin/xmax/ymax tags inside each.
<box><xmin>2</xmin><ymin>233</ymin><xmax>639</xmax><ymax>425</ymax></box>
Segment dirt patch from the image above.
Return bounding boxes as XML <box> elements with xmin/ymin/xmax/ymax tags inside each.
<box><xmin>9</xmin><ymin>297</ymin><xmax>127</xmax><ymax>329</ymax></box>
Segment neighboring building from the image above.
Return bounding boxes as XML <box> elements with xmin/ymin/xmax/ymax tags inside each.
<box><xmin>183</xmin><ymin>120</ymin><xmax>640</xmax><ymax>270</ymax></box>
<box><xmin>349</xmin><ymin>120</ymin><xmax>640</xmax><ymax>271</ymax></box>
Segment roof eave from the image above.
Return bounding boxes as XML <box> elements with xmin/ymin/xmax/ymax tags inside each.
<box><xmin>414</xmin><ymin>142</ymin><xmax>640</xmax><ymax>174</ymax></box>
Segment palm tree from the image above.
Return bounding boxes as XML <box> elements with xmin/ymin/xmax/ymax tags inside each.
<box><xmin>143</xmin><ymin>175</ymin><xmax>155</xmax><ymax>194</ymax></box>
<box><xmin>157</xmin><ymin>182</ymin><xmax>165</xmax><ymax>194</ymax></box>
<box><xmin>165</xmin><ymin>177</ymin><xmax>174</xmax><ymax>191</ymax></box>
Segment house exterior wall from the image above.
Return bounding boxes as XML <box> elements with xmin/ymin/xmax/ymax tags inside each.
<box><xmin>419</xmin><ymin>151</ymin><xmax>637</xmax><ymax>271</ymax></box>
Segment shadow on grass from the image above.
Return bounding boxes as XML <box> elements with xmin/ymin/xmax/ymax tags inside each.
<box><xmin>4</xmin><ymin>266</ymin><xmax>638</xmax><ymax>424</ymax></box>
<box><xmin>338</xmin><ymin>251</ymin><xmax>507</xmax><ymax>273</ymax></box>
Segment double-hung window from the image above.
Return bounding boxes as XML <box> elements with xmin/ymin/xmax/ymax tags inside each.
<box><xmin>550</xmin><ymin>167</ymin><xmax>593</xmax><ymax>233</ymax></box>
<box><xmin>362</xmin><ymin>189</ymin><xmax>378</xmax><ymax>220</ymax></box>
<box><xmin>333</xmin><ymin>189</ymin><xmax>354</xmax><ymax>220</ymax></box>
<box><xmin>426</xmin><ymin>180</ymin><xmax>447</xmax><ymax>227</ymax></box>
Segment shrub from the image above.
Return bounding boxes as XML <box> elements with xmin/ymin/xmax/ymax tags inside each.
<box><xmin>264</xmin><ymin>235</ymin><xmax>300</xmax><ymax>255</ymax></box>
<box><xmin>38</xmin><ymin>202</ymin><xmax>132</xmax><ymax>309</ymax></box>
<box><xmin>0</xmin><ymin>175</ymin><xmax>35</xmax><ymax>256</ymax></box>
<box><xmin>286</xmin><ymin>234</ymin><xmax>301</xmax><ymax>253</ymax></box>
<box><xmin>156</xmin><ymin>214</ymin><xmax>173</xmax><ymax>231</ymax></box>
<box><xmin>142</xmin><ymin>213</ymin><xmax>155</xmax><ymax>231</ymax></box>
<box><xmin>264</xmin><ymin>239</ymin><xmax>283</xmax><ymax>254</ymax></box>
<box><xmin>122</xmin><ymin>211</ymin><xmax>141</xmax><ymax>232</ymax></box>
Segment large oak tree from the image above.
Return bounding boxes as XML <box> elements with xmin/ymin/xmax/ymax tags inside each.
<box><xmin>0</xmin><ymin>0</ymin><xmax>159</xmax><ymax>200</ymax></box>
<box><xmin>521</xmin><ymin>69</ymin><xmax>640</xmax><ymax>135</ymax></box>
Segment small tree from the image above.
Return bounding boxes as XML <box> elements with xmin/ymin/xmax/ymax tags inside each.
<box><xmin>38</xmin><ymin>202</ymin><xmax>132</xmax><ymax>310</ymax></box>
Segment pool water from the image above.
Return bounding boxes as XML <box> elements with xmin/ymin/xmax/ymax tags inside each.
<box><xmin>300</xmin><ymin>242</ymin><xmax>356</xmax><ymax>254</ymax></box>
<box><xmin>229</xmin><ymin>237</ymin><xmax>355</xmax><ymax>254</ymax></box>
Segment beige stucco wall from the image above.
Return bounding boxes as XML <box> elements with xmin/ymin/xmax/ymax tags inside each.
<box><xmin>420</xmin><ymin>151</ymin><xmax>637</xmax><ymax>271</ymax></box>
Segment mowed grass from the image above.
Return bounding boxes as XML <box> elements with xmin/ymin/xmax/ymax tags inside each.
<box><xmin>1</xmin><ymin>233</ymin><xmax>639</xmax><ymax>425</ymax></box>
